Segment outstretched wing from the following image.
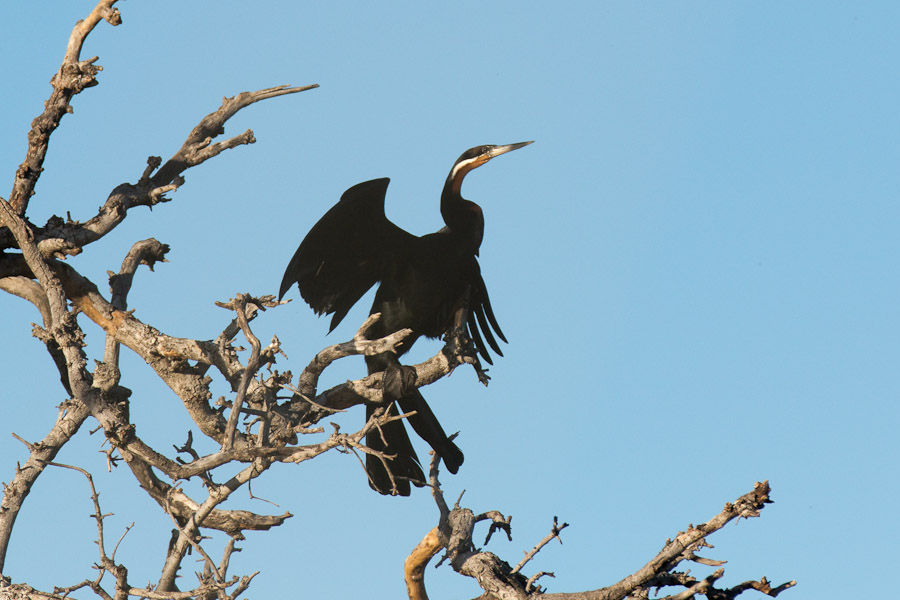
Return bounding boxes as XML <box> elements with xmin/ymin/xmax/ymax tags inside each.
<box><xmin>279</xmin><ymin>178</ymin><xmax>414</xmax><ymax>332</ymax></box>
<box><xmin>465</xmin><ymin>265</ymin><xmax>507</xmax><ymax>365</ymax></box>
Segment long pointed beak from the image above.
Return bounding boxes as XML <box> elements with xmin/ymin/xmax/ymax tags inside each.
<box><xmin>487</xmin><ymin>140</ymin><xmax>534</xmax><ymax>159</ymax></box>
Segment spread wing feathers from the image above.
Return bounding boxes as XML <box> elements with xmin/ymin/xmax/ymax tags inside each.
<box><xmin>465</xmin><ymin>270</ymin><xmax>507</xmax><ymax>365</ymax></box>
<box><xmin>279</xmin><ymin>178</ymin><xmax>414</xmax><ymax>332</ymax></box>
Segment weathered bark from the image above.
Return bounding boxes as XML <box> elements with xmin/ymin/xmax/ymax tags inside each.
<box><xmin>405</xmin><ymin>478</ymin><xmax>795</xmax><ymax>600</ymax></box>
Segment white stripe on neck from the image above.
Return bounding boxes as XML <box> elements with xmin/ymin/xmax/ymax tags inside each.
<box><xmin>449</xmin><ymin>156</ymin><xmax>480</xmax><ymax>182</ymax></box>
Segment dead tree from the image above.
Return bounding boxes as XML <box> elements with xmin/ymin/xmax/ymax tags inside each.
<box><xmin>0</xmin><ymin>2</ymin><xmax>795</xmax><ymax>599</ymax></box>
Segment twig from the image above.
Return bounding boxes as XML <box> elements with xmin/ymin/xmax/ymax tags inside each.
<box><xmin>0</xmin><ymin>402</ymin><xmax>90</xmax><ymax>572</ymax></box>
<box><xmin>525</xmin><ymin>571</ymin><xmax>555</xmax><ymax>594</ymax></box>
<box><xmin>42</xmin><ymin>460</ymin><xmax>134</xmax><ymax>600</ymax></box>
<box><xmin>157</xmin><ymin>458</ymin><xmax>274</xmax><ymax>591</ymax></box>
<box><xmin>510</xmin><ymin>516</ymin><xmax>568</xmax><ymax>574</ymax></box>
<box><xmin>223</xmin><ymin>294</ymin><xmax>263</xmax><ymax>451</ymax></box>
<box><xmin>480</xmin><ymin>511</ymin><xmax>513</xmax><ymax>546</ymax></box>
<box><xmin>538</xmin><ymin>481</ymin><xmax>795</xmax><ymax>600</ymax></box>
<box><xmin>161</xmin><ymin>496</ymin><xmax>224</xmax><ymax>583</ymax></box>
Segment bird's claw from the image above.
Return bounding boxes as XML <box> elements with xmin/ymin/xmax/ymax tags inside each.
<box><xmin>382</xmin><ymin>364</ymin><xmax>418</xmax><ymax>400</ymax></box>
<box><xmin>443</xmin><ymin>332</ymin><xmax>491</xmax><ymax>387</ymax></box>
<box><xmin>474</xmin><ymin>365</ymin><xmax>491</xmax><ymax>386</ymax></box>
<box><xmin>443</xmin><ymin>330</ymin><xmax>477</xmax><ymax>362</ymax></box>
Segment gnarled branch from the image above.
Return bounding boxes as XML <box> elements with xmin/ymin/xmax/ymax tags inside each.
<box><xmin>404</xmin><ymin>478</ymin><xmax>795</xmax><ymax>600</ymax></box>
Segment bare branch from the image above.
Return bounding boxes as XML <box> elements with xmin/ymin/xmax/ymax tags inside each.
<box><xmin>0</xmin><ymin>400</ymin><xmax>91</xmax><ymax>573</ymax></box>
<box><xmin>536</xmin><ymin>482</ymin><xmax>795</xmax><ymax>600</ymax></box>
<box><xmin>62</xmin><ymin>1</ymin><xmax>122</xmax><ymax>65</ymax></box>
<box><xmin>405</xmin><ymin>527</ymin><xmax>442</xmax><ymax>600</ymax></box>
<box><xmin>294</xmin><ymin>312</ymin><xmax>414</xmax><ymax>399</ymax></box>
<box><xmin>0</xmin><ymin>276</ymin><xmax>51</xmax><ymax>326</ymax></box>
<box><xmin>104</xmin><ymin>238</ymin><xmax>170</xmax><ymax>370</ymax></box>
<box><xmin>161</xmin><ymin>502</ymin><xmax>224</xmax><ymax>584</ymax></box>
<box><xmin>510</xmin><ymin>516</ymin><xmax>568</xmax><ymax>575</ymax></box>
<box><xmin>402</xmin><ymin>481</ymin><xmax>795</xmax><ymax>600</ymax></box>
<box><xmin>292</xmin><ymin>339</ymin><xmax>458</xmax><ymax>420</ymax></box>
<box><xmin>157</xmin><ymin>458</ymin><xmax>275</xmax><ymax>591</ymax></box>
<box><xmin>158</xmin><ymin>85</ymin><xmax>318</xmax><ymax>180</ymax></box>
<box><xmin>222</xmin><ymin>295</ymin><xmax>264</xmax><ymax>451</ymax></box>
<box><xmin>0</xmin><ymin>584</ymin><xmax>80</xmax><ymax>600</ymax></box>
<box><xmin>41</xmin><ymin>460</ymin><xmax>134</xmax><ymax>600</ymax></box>
<box><xmin>5</xmin><ymin>0</ymin><xmax>122</xmax><ymax>220</ymax></box>
<box><xmin>429</xmin><ymin>448</ymin><xmax>450</xmax><ymax>521</ymax></box>
<box><xmin>124</xmin><ymin>458</ymin><xmax>291</xmax><ymax>537</ymax></box>
<box><xmin>480</xmin><ymin>511</ymin><xmax>513</xmax><ymax>546</ymax></box>
<box><xmin>3</xmin><ymin>84</ymin><xmax>317</xmax><ymax>256</ymax></box>
<box><xmin>108</xmin><ymin>238</ymin><xmax>169</xmax><ymax>309</ymax></box>
<box><xmin>0</xmin><ymin>275</ymin><xmax>71</xmax><ymax>393</ymax></box>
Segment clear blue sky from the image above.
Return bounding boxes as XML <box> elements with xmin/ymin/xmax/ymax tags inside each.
<box><xmin>2</xmin><ymin>2</ymin><xmax>898</xmax><ymax>598</ymax></box>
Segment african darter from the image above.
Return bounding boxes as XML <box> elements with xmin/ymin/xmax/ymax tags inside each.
<box><xmin>280</xmin><ymin>141</ymin><xmax>532</xmax><ymax>495</ymax></box>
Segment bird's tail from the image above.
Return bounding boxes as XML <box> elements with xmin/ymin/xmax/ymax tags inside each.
<box><xmin>365</xmin><ymin>390</ymin><xmax>464</xmax><ymax>495</ymax></box>
<box><xmin>397</xmin><ymin>389</ymin><xmax>464</xmax><ymax>474</ymax></box>
<box><xmin>365</xmin><ymin>402</ymin><xmax>425</xmax><ymax>496</ymax></box>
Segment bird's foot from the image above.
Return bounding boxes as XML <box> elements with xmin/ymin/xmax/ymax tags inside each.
<box><xmin>474</xmin><ymin>364</ymin><xmax>491</xmax><ymax>386</ymax></box>
<box><xmin>443</xmin><ymin>333</ymin><xmax>491</xmax><ymax>387</ymax></box>
<box><xmin>382</xmin><ymin>364</ymin><xmax>418</xmax><ymax>400</ymax></box>
<box><xmin>443</xmin><ymin>330</ymin><xmax>476</xmax><ymax>362</ymax></box>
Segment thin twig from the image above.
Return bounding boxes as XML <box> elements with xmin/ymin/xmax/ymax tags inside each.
<box><xmin>223</xmin><ymin>294</ymin><xmax>262</xmax><ymax>451</ymax></box>
<box><xmin>510</xmin><ymin>516</ymin><xmax>568</xmax><ymax>575</ymax></box>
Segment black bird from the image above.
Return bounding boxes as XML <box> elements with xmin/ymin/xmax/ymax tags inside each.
<box><xmin>279</xmin><ymin>141</ymin><xmax>532</xmax><ymax>495</ymax></box>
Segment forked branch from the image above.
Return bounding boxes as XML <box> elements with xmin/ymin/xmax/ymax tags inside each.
<box><xmin>4</xmin><ymin>0</ymin><xmax>122</xmax><ymax>221</ymax></box>
<box><xmin>403</xmin><ymin>479</ymin><xmax>795</xmax><ymax>600</ymax></box>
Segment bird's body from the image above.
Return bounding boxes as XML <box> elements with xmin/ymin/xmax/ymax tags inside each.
<box><xmin>372</xmin><ymin>232</ymin><xmax>477</xmax><ymax>337</ymax></box>
<box><xmin>280</xmin><ymin>142</ymin><xmax>532</xmax><ymax>495</ymax></box>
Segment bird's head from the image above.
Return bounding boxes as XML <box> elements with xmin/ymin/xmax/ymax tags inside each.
<box><xmin>447</xmin><ymin>141</ymin><xmax>533</xmax><ymax>192</ymax></box>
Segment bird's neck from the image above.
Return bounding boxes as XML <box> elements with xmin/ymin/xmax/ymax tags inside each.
<box><xmin>441</xmin><ymin>178</ymin><xmax>484</xmax><ymax>254</ymax></box>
